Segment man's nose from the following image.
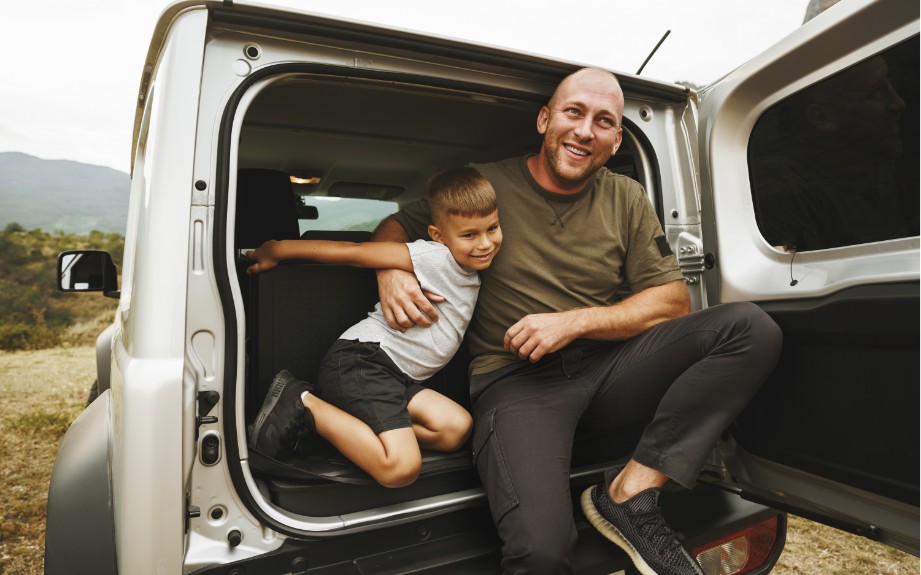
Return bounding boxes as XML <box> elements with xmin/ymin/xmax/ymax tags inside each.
<box><xmin>573</xmin><ymin>116</ymin><xmax>594</xmax><ymax>140</ymax></box>
<box><xmin>883</xmin><ymin>79</ymin><xmax>906</xmax><ymax>112</ymax></box>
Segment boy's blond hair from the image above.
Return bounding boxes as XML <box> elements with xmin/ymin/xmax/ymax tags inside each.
<box><xmin>426</xmin><ymin>166</ymin><xmax>497</xmax><ymax>226</ymax></box>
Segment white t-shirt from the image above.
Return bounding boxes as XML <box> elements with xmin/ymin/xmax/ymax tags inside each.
<box><xmin>339</xmin><ymin>240</ymin><xmax>480</xmax><ymax>381</ymax></box>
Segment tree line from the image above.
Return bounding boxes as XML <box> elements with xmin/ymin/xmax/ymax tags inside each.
<box><xmin>0</xmin><ymin>224</ymin><xmax>124</xmax><ymax>351</ymax></box>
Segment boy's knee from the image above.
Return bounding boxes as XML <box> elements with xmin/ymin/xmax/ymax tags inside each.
<box><xmin>428</xmin><ymin>408</ymin><xmax>473</xmax><ymax>451</ymax></box>
<box><xmin>443</xmin><ymin>410</ymin><xmax>473</xmax><ymax>450</ymax></box>
<box><xmin>377</xmin><ymin>455</ymin><xmax>421</xmax><ymax>488</ymax></box>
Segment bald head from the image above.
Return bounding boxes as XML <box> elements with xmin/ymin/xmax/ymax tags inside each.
<box><xmin>548</xmin><ymin>68</ymin><xmax>625</xmax><ymax>125</ymax></box>
<box><xmin>530</xmin><ymin>67</ymin><xmax>625</xmax><ymax>194</ymax></box>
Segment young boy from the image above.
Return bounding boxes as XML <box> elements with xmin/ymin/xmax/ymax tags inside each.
<box><xmin>246</xmin><ymin>166</ymin><xmax>501</xmax><ymax>488</ymax></box>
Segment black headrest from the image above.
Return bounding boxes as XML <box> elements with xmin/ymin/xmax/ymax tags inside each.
<box><xmin>235</xmin><ymin>169</ymin><xmax>301</xmax><ymax>250</ymax></box>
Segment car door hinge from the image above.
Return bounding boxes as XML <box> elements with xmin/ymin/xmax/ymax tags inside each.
<box><xmin>678</xmin><ymin>245</ymin><xmax>705</xmax><ymax>284</ymax></box>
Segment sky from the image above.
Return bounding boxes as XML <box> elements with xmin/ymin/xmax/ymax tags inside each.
<box><xmin>0</xmin><ymin>0</ymin><xmax>808</xmax><ymax>174</ymax></box>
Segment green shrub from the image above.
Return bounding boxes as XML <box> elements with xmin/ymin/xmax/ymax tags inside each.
<box><xmin>0</xmin><ymin>229</ymin><xmax>122</xmax><ymax>350</ymax></box>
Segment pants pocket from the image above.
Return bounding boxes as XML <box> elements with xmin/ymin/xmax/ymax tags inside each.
<box><xmin>472</xmin><ymin>408</ymin><xmax>519</xmax><ymax>524</ymax></box>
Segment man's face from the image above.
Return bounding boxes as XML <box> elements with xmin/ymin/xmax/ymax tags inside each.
<box><xmin>536</xmin><ymin>70</ymin><xmax>624</xmax><ymax>191</ymax></box>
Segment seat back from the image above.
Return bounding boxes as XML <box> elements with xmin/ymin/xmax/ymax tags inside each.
<box><xmin>246</xmin><ymin>262</ymin><xmax>379</xmax><ymax>421</ymax></box>
<box><xmin>235</xmin><ymin>168</ymin><xmax>300</xmax><ymax>251</ymax></box>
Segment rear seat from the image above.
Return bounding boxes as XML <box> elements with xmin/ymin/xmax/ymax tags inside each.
<box><xmin>235</xmin><ymin>169</ymin><xmax>477</xmax><ymax>503</ymax></box>
<box><xmin>244</xmin><ymin>262</ymin><xmax>476</xmax><ymax>477</ymax></box>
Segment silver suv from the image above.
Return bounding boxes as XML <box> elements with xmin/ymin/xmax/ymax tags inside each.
<box><xmin>48</xmin><ymin>1</ymin><xmax>918</xmax><ymax>573</ymax></box>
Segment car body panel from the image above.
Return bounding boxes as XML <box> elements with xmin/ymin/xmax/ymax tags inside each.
<box><xmin>698</xmin><ymin>0</ymin><xmax>919</xmax><ymax>555</ymax></box>
<box><xmin>114</xmin><ymin>7</ymin><xmax>208</xmax><ymax>572</ymax></box>
<box><xmin>44</xmin><ymin>391</ymin><xmax>118</xmax><ymax>574</ymax></box>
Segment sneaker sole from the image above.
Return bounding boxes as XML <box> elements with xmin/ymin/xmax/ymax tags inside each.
<box><xmin>250</xmin><ymin>371</ymin><xmax>294</xmax><ymax>445</ymax></box>
<box><xmin>580</xmin><ymin>486</ymin><xmax>660</xmax><ymax>575</ymax></box>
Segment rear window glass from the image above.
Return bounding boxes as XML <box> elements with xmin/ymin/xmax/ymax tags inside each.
<box><xmin>748</xmin><ymin>36</ymin><xmax>919</xmax><ymax>252</ymax></box>
<box><xmin>298</xmin><ymin>197</ymin><xmax>398</xmax><ymax>235</ymax></box>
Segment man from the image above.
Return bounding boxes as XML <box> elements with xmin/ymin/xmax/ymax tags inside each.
<box><xmin>374</xmin><ymin>68</ymin><xmax>782</xmax><ymax>575</ymax></box>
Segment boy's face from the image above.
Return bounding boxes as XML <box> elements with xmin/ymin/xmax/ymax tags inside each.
<box><xmin>428</xmin><ymin>210</ymin><xmax>502</xmax><ymax>271</ymax></box>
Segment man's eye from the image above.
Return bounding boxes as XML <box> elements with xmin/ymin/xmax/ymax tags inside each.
<box><xmin>564</xmin><ymin>107</ymin><xmax>581</xmax><ymax>116</ymax></box>
<box><xmin>598</xmin><ymin>117</ymin><xmax>614</xmax><ymax>127</ymax></box>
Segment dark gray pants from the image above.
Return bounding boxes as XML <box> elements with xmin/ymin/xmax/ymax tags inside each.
<box><xmin>469</xmin><ymin>302</ymin><xmax>783</xmax><ymax>575</ymax></box>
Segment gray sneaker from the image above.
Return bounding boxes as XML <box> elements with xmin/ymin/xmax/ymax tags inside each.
<box><xmin>248</xmin><ymin>370</ymin><xmax>316</xmax><ymax>458</ymax></box>
<box><xmin>581</xmin><ymin>467</ymin><xmax>704</xmax><ymax>575</ymax></box>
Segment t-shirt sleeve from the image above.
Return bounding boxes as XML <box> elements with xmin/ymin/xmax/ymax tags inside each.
<box><xmin>392</xmin><ymin>199</ymin><xmax>432</xmax><ymax>242</ymax></box>
<box><xmin>406</xmin><ymin>240</ymin><xmax>466</xmax><ymax>298</ymax></box>
<box><xmin>622</xmin><ymin>191</ymin><xmax>685</xmax><ymax>292</ymax></box>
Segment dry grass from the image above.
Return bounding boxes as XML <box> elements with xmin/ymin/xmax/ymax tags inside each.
<box><xmin>0</xmin><ymin>346</ymin><xmax>918</xmax><ymax>574</ymax></box>
<box><xmin>1</xmin><ymin>346</ymin><xmax>93</xmax><ymax>575</ymax></box>
<box><xmin>773</xmin><ymin>515</ymin><xmax>919</xmax><ymax>575</ymax></box>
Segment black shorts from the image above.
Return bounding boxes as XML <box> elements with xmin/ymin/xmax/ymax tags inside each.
<box><xmin>318</xmin><ymin>339</ymin><xmax>425</xmax><ymax>435</ymax></box>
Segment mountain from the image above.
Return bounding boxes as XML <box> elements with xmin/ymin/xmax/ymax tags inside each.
<box><xmin>0</xmin><ymin>152</ymin><xmax>130</xmax><ymax>235</ymax></box>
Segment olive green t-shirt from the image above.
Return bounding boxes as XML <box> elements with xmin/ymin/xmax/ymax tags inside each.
<box><xmin>394</xmin><ymin>155</ymin><xmax>684</xmax><ymax>375</ymax></box>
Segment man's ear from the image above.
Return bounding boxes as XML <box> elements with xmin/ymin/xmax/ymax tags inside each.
<box><xmin>537</xmin><ymin>106</ymin><xmax>550</xmax><ymax>135</ymax></box>
<box><xmin>805</xmin><ymin>104</ymin><xmax>838</xmax><ymax>131</ymax></box>
<box><xmin>428</xmin><ymin>224</ymin><xmax>445</xmax><ymax>244</ymax></box>
<box><xmin>611</xmin><ymin>127</ymin><xmax>623</xmax><ymax>155</ymax></box>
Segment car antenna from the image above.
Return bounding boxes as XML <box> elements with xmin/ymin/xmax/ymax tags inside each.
<box><xmin>636</xmin><ymin>30</ymin><xmax>671</xmax><ymax>75</ymax></box>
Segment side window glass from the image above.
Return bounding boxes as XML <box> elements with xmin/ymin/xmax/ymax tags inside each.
<box><xmin>748</xmin><ymin>36</ymin><xmax>919</xmax><ymax>252</ymax></box>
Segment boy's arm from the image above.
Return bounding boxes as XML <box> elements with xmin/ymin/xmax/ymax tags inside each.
<box><xmin>372</xmin><ymin>216</ymin><xmax>442</xmax><ymax>330</ymax></box>
<box><xmin>245</xmin><ymin>239</ymin><xmax>414</xmax><ymax>274</ymax></box>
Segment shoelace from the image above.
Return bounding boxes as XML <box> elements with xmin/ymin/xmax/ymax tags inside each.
<box><xmin>281</xmin><ymin>399</ymin><xmax>309</xmax><ymax>453</ymax></box>
<box><xmin>627</xmin><ymin>505</ymin><xmax>684</xmax><ymax>557</ymax></box>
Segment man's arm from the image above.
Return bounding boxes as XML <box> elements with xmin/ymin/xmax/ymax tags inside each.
<box><xmin>245</xmin><ymin>238</ymin><xmax>414</xmax><ymax>274</ymax></box>
<box><xmin>503</xmin><ymin>280</ymin><xmax>690</xmax><ymax>363</ymax></box>
<box><xmin>372</xmin><ymin>216</ymin><xmax>443</xmax><ymax>330</ymax></box>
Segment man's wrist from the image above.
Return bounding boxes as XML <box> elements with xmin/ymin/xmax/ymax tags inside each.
<box><xmin>563</xmin><ymin>308</ymin><xmax>590</xmax><ymax>340</ymax></box>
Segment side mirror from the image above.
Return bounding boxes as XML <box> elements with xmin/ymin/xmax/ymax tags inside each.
<box><xmin>57</xmin><ymin>250</ymin><xmax>120</xmax><ymax>299</ymax></box>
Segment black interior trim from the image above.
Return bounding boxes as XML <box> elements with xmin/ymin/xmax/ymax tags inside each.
<box><xmin>735</xmin><ymin>282</ymin><xmax>919</xmax><ymax>505</ymax></box>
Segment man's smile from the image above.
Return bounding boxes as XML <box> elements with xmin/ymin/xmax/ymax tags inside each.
<box><xmin>565</xmin><ymin>143</ymin><xmax>590</xmax><ymax>157</ymax></box>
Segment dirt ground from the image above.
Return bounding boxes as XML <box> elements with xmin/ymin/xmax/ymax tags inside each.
<box><xmin>1</xmin><ymin>346</ymin><xmax>918</xmax><ymax>574</ymax></box>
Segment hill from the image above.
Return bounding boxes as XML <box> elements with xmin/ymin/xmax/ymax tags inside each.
<box><xmin>0</xmin><ymin>152</ymin><xmax>130</xmax><ymax>235</ymax></box>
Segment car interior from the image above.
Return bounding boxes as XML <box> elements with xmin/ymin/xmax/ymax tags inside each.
<box><xmin>231</xmin><ymin>73</ymin><xmax>647</xmax><ymax>517</ymax></box>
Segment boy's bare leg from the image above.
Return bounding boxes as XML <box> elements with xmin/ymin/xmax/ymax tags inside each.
<box><xmin>302</xmin><ymin>394</ymin><xmax>421</xmax><ymax>488</ymax></box>
<box><xmin>407</xmin><ymin>389</ymin><xmax>472</xmax><ymax>451</ymax></box>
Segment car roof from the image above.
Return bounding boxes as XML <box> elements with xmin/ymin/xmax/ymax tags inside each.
<box><xmin>132</xmin><ymin>0</ymin><xmax>690</xmax><ymax>172</ymax></box>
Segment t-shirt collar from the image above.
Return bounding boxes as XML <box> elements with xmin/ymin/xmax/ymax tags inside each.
<box><xmin>519</xmin><ymin>154</ymin><xmax>596</xmax><ymax>203</ymax></box>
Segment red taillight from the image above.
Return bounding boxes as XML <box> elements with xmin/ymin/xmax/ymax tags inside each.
<box><xmin>691</xmin><ymin>516</ymin><xmax>780</xmax><ymax>575</ymax></box>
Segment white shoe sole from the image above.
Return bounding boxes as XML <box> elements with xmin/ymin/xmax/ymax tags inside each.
<box><xmin>580</xmin><ymin>486</ymin><xmax>659</xmax><ymax>575</ymax></box>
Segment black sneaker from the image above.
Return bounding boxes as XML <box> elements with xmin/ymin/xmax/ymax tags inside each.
<box><xmin>581</xmin><ymin>467</ymin><xmax>704</xmax><ymax>575</ymax></box>
<box><xmin>248</xmin><ymin>370</ymin><xmax>316</xmax><ymax>459</ymax></box>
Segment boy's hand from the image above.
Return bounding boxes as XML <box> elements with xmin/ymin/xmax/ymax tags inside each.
<box><xmin>245</xmin><ymin>241</ymin><xmax>280</xmax><ymax>274</ymax></box>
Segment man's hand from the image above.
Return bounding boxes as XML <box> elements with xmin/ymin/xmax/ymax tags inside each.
<box><xmin>504</xmin><ymin>280</ymin><xmax>691</xmax><ymax>362</ymax></box>
<box><xmin>504</xmin><ymin>311</ymin><xmax>580</xmax><ymax>363</ymax></box>
<box><xmin>377</xmin><ymin>268</ymin><xmax>444</xmax><ymax>332</ymax></box>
